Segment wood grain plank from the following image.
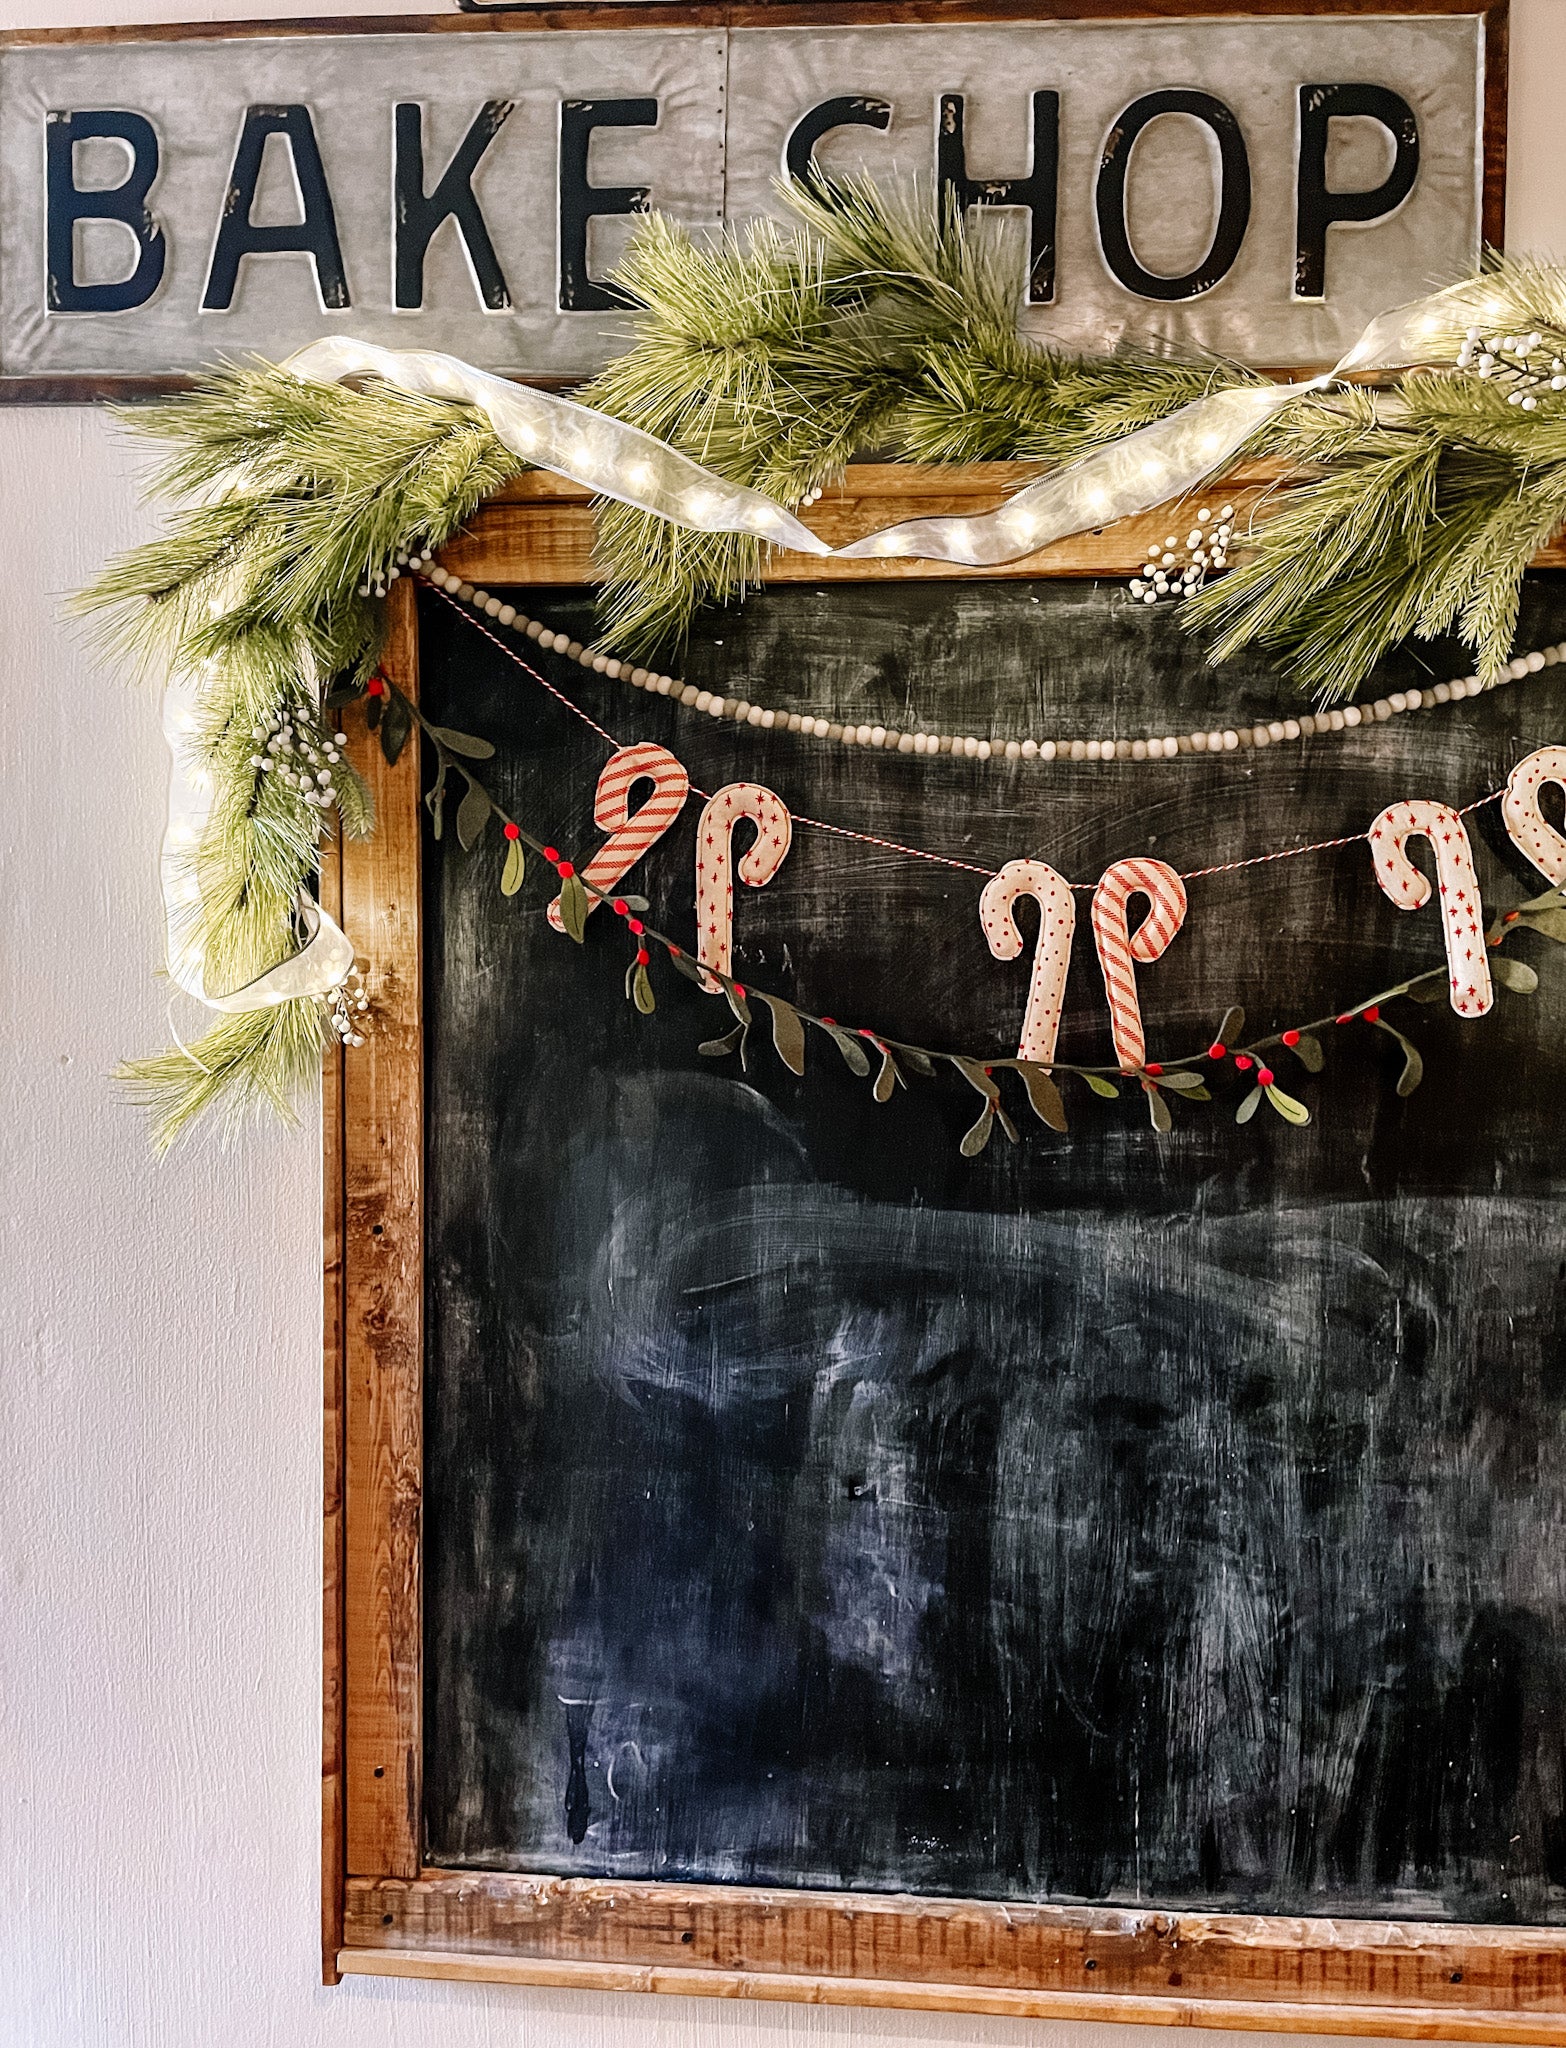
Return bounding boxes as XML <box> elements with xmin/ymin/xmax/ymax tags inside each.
<box><xmin>342</xmin><ymin>1872</ymin><xmax>1566</xmax><ymax>2020</ymax></box>
<box><xmin>338</xmin><ymin>1949</ymin><xmax>1566</xmax><ymax>2042</ymax></box>
<box><xmin>321</xmin><ymin>821</ymin><xmax>347</xmax><ymax>1981</ymax></box>
<box><xmin>342</xmin><ymin>578</ymin><xmax>424</xmax><ymax>1878</ymax></box>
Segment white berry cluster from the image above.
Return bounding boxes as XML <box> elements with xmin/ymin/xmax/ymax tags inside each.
<box><xmin>1128</xmin><ymin>504</ymin><xmax>1234</xmax><ymax>606</ymax></box>
<box><xmin>249</xmin><ymin>705</ymin><xmax>349</xmax><ymax>808</ymax></box>
<box><xmin>327</xmin><ymin>965</ymin><xmax>370</xmax><ymax>1050</ymax></box>
<box><xmin>358</xmin><ymin>540</ymin><xmax>437</xmax><ymax>599</ymax></box>
<box><xmin>1457</xmin><ymin>326</ymin><xmax>1566</xmax><ymax>410</ymax></box>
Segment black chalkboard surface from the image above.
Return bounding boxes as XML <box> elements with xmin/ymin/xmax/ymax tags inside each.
<box><xmin>419</xmin><ymin>574</ymin><xmax>1566</xmax><ymax>1926</ymax></box>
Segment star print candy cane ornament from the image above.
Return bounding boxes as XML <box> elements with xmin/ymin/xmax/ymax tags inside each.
<box><xmin>1369</xmin><ymin>800</ymin><xmax>1493</xmax><ymax>1017</ymax></box>
<box><xmin>547</xmin><ymin>742</ymin><xmax>689</xmax><ymax>933</ymax></box>
<box><xmin>979</xmin><ymin>859</ymin><xmax>1076</xmax><ymax>1063</ymax></box>
<box><xmin>1090</xmin><ymin>857</ymin><xmax>1188</xmax><ymax>1072</ymax></box>
<box><xmin>1502</xmin><ymin>746</ymin><xmax>1566</xmax><ymax>885</ymax></box>
<box><xmin>695</xmin><ymin>783</ymin><xmax>793</xmax><ymax>991</ymax></box>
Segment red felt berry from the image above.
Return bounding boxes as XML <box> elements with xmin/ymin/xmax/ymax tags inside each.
<box><xmin>503</xmin><ymin>821</ymin><xmax>520</xmax><ymax>841</ymax></box>
<box><xmin>366</xmin><ymin>676</ymin><xmax>385</xmax><ymax>697</ymax></box>
<box><xmin>542</xmin><ymin>845</ymin><xmax>560</xmax><ymax>864</ymax></box>
<box><xmin>1144</xmin><ymin>1062</ymin><xmax>1163</xmax><ymax>1077</ymax></box>
<box><xmin>1363</xmin><ymin>1005</ymin><xmax>1380</xmax><ymax>1023</ymax></box>
<box><xmin>1334</xmin><ymin>1013</ymin><xmax>1351</xmax><ymax>1026</ymax></box>
<box><xmin>628</xmin><ymin>918</ymin><xmax>644</xmax><ymax>936</ymax></box>
<box><xmin>820</xmin><ymin>1016</ymin><xmax>836</xmax><ymax>1027</ymax></box>
<box><xmin>1282</xmin><ymin>1028</ymin><xmax>1301</xmax><ymax>1047</ymax></box>
<box><xmin>1258</xmin><ymin>1066</ymin><xmax>1276</xmax><ymax>1087</ymax></box>
<box><xmin>667</xmin><ymin>944</ymin><xmax>682</xmax><ymax>957</ymax></box>
<box><xmin>636</xmin><ymin>947</ymin><xmax>650</xmax><ymax>967</ymax></box>
<box><xmin>612</xmin><ymin>898</ymin><xmax>628</xmax><ymax>916</ymax></box>
<box><xmin>1505</xmin><ymin>910</ymin><xmax>1520</xmax><ymax>924</ymax></box>
<box><xmin>733</xmin><ymin>984</ymin><xmax>746</xmax><ymax>1000</ymax></box>
<box><xmin>557</xmin><ymin>860</ymin><xmax>575</xmax><ymax>879</ymax></box>
<box><xmin>1234</xmin><ymin>1053</ymin><xmax>1254</xmax><ymax>1071</ymax></box>
<box><xmin>1207</xmin><ymin>1042</ymin><xmax>1227</xmax><ymax>1061</ymax></box>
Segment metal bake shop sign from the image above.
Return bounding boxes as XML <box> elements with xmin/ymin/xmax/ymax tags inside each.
<box><xmin>1</xmin><ymin>14</ymin><xmax>1488</xmax><ymax>386</ymax></box>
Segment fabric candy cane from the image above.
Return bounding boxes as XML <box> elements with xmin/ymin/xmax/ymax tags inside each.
<box><xmin>1369</xmin><ymin>800</ymin><xmax>1493</xmax><ymax>1017</ymax></box>
<box><xmin>1502</xmin><ymin>745</ymin><xmax>1566</xmax><ymax>886</ymax></box>
<box><xmin>695</xmin><ymin>783</ymin><xmax>792</xmax><ymax>991</ymax></box>
<box><xmin>548</xmin><ymin>742</ymin><xmax>689</xmax><ymax>933</ymax></box>
<box><xmin>1090</xmin><ymin>857</ymin><xmax>1188</xmax><ymax>1073</ymax></box>
<box><xmin>979</xmin><ymin>859</ymin><xmax>1076</xmax><ymax>1064</ymax></box>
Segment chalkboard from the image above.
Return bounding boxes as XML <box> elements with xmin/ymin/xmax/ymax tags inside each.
<box><xmin>417</xmin><ymin>572</ymin><xmax>1566</xmax><ymax>1927</ymax></box>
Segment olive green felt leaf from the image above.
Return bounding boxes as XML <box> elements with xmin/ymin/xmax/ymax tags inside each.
<box><xmin>1009</xmin><ymin>1060</ymin><xmax>1068</xmax><ymax>1131</ymax></box>
<box><xmin>666</xmin><ymin>948</ymin><xmax>705</xmax><ymax>985</ymax></box>
<box><xmin>1216</xmin><ymin>1005</ymin><xmax>1245</xmax><ymax>1047</ymax></box>
<box><xmin>1493</xmin><ymin>954</ymin><xmax>1540</xmax><ymax>994</ymax></box>
<box><xmin>758</xmin><ymin>994</ymin><xmax>806</xmax><ymax>1075</ymax></box>
<box><xmin>725</xmin><ymin>983</ymin><xmax>754</xmax><ymax>1029</ymax></box>
<box><xmin>1236</xmin><ymin>1083</ymin><xmax>1264</xmax><ymax>1124</ymax></box>
<box><xmin>1518</xmin><ymin>909</ymin><xmax>1566</xmax><ymax>942</ymax></box>
<box><xmin>960</xmin><ymin>1102</ymin><xmax>995</xmax><ymax>1157</ymax></box>
<box><xmin>1406</xmin><ymin>978</ymin><xmax>1446</xmax><ymax>1003</ymax></box>
<box><xmin>816</xmin><ymin>1020</ymin><xmax>872</xmax><ymax>1077</ymax></box>
<box><xmin>557</xmin><ymin>872</ymin><xmax>589</xmax><ymax>942</ymax></box>
<box><xmin>378</xmin><ymin>692</ymin><xmax>412</xmax><ymax>765</ymax></box>
<box><xmin>896</xmin><ymin>1046</ymin><xmax>936</xmax><ymax>1079</ymax></box>
<box><xmin>1372</xmin><ymin>1016</ymin><xmax>1424</xmax><ymax>1096</ymax></box>
<box><xmin>1156</xmin><ymin>1069</ymin><xmax>1205</xmax><ymax>1092</ymax></box>
<box><xmin>698</xmin><ymin>1023</ymin><xmax>745</xmax><ymax>1058</ymax></box>
<box><xmin>1084</xmin><ymin>1073</ymin><xmax>1120</xmax><ymax>1099</ymax></box>
<box><xmin>1147</xmin><ymin>1086</ymin><xmax>1173</xmax><ymax>1134</ymax></box>
<box><xmin>633</xmin><ymin>962</ymin><xmax>656</xmax><ymax>1014</ymax></box>
<box><xmin>430</xmin><ymin>725</ymin><xmax>495</xmax><ymax>759</ymax></box>
<box><xmin>873</xmin><ymin>1046</ymin><xmax>902</xmax><ymax>1103</ymax></box>
<box><xmin>1520</xmin><ymin>885</ymin><xmax>1566</xmax><ymax>913</ymax></box>
<box><xmin>456</xmin><ymin>781</ymin><xmax>491</xmax><ymax>851</ymax></box>
<box><xmin>1264</xmin><ymin>1082</ymin><xmax>1311</xmax><ymax>1125</ymax></box>
<box><xmin>425</xmin><ymin>761</ymin><xmax>447</xmax><ymax>840</ymax></box>
<box><xmin>500</xmin><ymin>838</ymin><xmax>525</xmax><ymax>896</ymax></box>
<box><xmin>1292</xmin><ymin>1031</ymin><xmax>1326</xmax><ymax>1073</ymax></box>
<box><xmin>1182</xmin><ymin>1084</ymin><xmax>1213</xmax><ymax>1103</ymax></box>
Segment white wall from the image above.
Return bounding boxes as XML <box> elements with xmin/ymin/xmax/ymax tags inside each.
<box><xmin>4</xmin><ymin>5</ymin><xmax>1564</xmax><ymax>2044</ymax></box>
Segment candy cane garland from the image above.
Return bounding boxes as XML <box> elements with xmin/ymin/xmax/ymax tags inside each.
<box><xmin>547</xmin><ymin>741</ymin><xmax>690</xmax><ymax>933</ymax></box>
<box><xmin>1090</xmin><ymin>857</ymin><xmax>1188</xmax><ymax>1073</ymax></box>
<box><xmin>1502</xmin><ymin>746</ymin><xmax>1566</xmax><ymax>886</ymax></box>
<box><xmin>979</xmin><ymin>859</ymin><xmax>1077</xmax><ymax>1064</ymax></box>
<box><xmin>1369</xmin><ymin>800</ymin><xmax>1494</xmax><ymax>1017</ymax></box>
<box><xmin>695</xmin><ymin>783</ymin><xmax>793</xmax><ymax>991</ymax></box>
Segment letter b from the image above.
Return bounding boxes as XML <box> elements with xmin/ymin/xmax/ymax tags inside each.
<box><xmin>46</xmin><ymin>109</ymin><xmax>166</xmax><ymax>314</ymax></box>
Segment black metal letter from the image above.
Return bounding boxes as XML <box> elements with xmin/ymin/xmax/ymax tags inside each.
<box><xmin>784</xmin><ymin>96</ymin><xmax>892</xmax><ymax>195</ymax></box>
<box><xmin>45</xmin><ymin>110</ymin><xmax>166</xmax><ymax>314</ymax></box>
<box><xmin>394</xmin><ymin>101</ymin><xmax>513</xmax><ymax>312</ymax></box>
<box><xmin>1096</xmin><ymin>89</ymin><xmax>1251</xmax><ymax>301</ymax></box>
<box><xmin>203</xmin><ymin>104</ymin><xmax>350</xmax><ymax>312</ymax></box>
<box><xmin>937</xmin><ymin>92</ymin><xmax>1059</xmax><ymax>305</ymax></box>
<box><xmin>558</xmin><ymin>97</ymin><xmax>656</xmax><ymax>313</ymax></box>
<box><xmin>1295</xmin><ymin>84</ymin><xmax>1420</xmax><ymax>301</ymax></box>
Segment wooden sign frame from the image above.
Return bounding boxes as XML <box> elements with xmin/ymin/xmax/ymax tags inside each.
<box><xmin>324</xmin><ymin>463</ymin><xmax>1566</xmax><ymax>2032</ymax></box>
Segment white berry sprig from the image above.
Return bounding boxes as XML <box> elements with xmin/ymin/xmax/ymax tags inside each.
<box><xmin>1129</xmin><ymin>503</ymin><xmax>1234</xmax><ymax>607</ymax></box>
<box><xmin>1456</xmin><ymin>325</ymin><xmax>1566</xmax><ymax>410</ymax></box>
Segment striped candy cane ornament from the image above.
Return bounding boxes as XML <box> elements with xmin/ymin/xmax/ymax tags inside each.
<box><xmin>1369</xmin><ymin>800</ymin><xmax>1493</xmax><ymax>1017</ymax></box>
<box><xmin>695</xmin><ymin>783</ymin><xmax>793</xmax><ymax>991</ymax></box>
<box><xmin>1502</xmin><ymin>745</ymin><xmax>1566</xmax><ymax>885</ymax></box>
<box><xmin>1090</xmin><ymin>857</ymin><xmax>1188</xmax><ymax>1073</ymax></box>
<box><xmin>547</xmin><ymin>742</ymin><xmax>689</xmax><ymax>933</ymax></box>
<box><xmin>979</xmin><ymin>859</ymin><xmax>1076</xmax><ymax>1063</ymax></box>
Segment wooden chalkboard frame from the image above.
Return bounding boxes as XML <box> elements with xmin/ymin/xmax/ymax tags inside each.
<box><xmin>0</xmin><ymin>0</ymin><xmax>1509</xmax><ymax>404</ymax></box>
<box><xmin>324</xmin><ymin>462</ymin><xmax>1566</xmax><ymax>2032</ymax></box>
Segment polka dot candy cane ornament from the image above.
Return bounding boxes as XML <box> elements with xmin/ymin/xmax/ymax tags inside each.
<box><xmin>695</xmin><ymin>783</ymin><xmax>793</xmax><ymax>992</ymax></box>
<box><xmin>1090</xmin><ymin>857</ymin><xmax>1188</xmax><ymax>1073</ymax></box>
<box><xmin>1369</xmin><ymin>800</ymin><xmax>1494</xmax><ymax>1017</ymax></box>
<box><xmin>979</xmin><ymin>859</ymin><xmax>1077</xmax><ymax>1064</ymax></box>
<box><xmin>547</xmin><ymin>741</ymin><xmax>690</xmax><ymax>934</ymax></box>
<box><xmin>1502</xmin><ymin>746</ymin><xmax>1566</xmax><ymax>885</ymax></box>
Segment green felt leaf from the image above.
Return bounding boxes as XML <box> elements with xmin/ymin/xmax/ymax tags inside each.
<box><xmin>1520</xmin><ymin>885</ymin><xmax>1566</xmax><ymax>913</ymax></box>
<box><xmin>1235</xmin><ymin>1084</ymin><xmax>1264</xmax><ymax>1125</ymax></box>
<box><xmin>1084</xmin><ymin>1073</ymin><xmax>1120</xmax><ymax>1099</ymax></box>
<box><xmin>378</xmin><ymin>692</ymin><xmax>412</xmax><ymax>765</ymax></box>
<box><xmin>424</xmin><ymin>762</ymin><xmax>447</xmax><ymax>841</ymax></box>
<box><xmin>698</xmin><ymin>1023</ymin><xmax>745</xmax><ymax>1058</ymax></box>
<box><xmin>633</xmin><ymin>962</ymin><xmax>656</xmax><ymax>1015</ymax></box>
<box><xmin>995</xmin><ymin>1101</ymin><xmax>1019</xmax><ymax>1144</ymax></box>
<box><xmin>1373</xmin><ymin>1016</ymin><xmax>1424</xmax><ymax>1096</ymax></box>
<box><xmin>323</xmin><ymin>680</ymin><xmax>363</xmax><ymax>709</ymax></box>
<box><xmin>1147</xmin><ymin>1085</ymin><xmax>1173</xmax><ymax>1134</ymax></box>
<box><xmin>959</xmin><ymin>1102</ymin><xmax>995</xmax><ymax>1158</ymax></box>
<box><xmin>1493</xmin><ymin>954</ymin><xmax>1540</xmax><ymax>994</ymax></box>
<box><xmin>873</xmin><ymin>1046</ymin><xmax>901</xmax><ymax>1103</ymax></box>
<box><xmin>1265</xmin><ymin>1083</ymin><xmax>1311</xmax><ymax>1126</ymax></box>
<box><xmin>897</xmin><ymin>1046</ymin><xmax>935</xmax><ymax>1078</ymax></box>
<box><xmin>431</xmin><ymin>725</ymin><xmax>495</xmax><ymax>760</ymax></box>
<box><xmin>1216</xmin><ymin>1004</ymin><xmax>1245</xmax><ymax>1048</ymax></box>
<box><xmin>817</xmin><ymin>1021</ymin><xmax>872</xmax><ymax>1077</ymax></box>
<box><xmin>667</xmin><ymin>948</ymin><xmax>705</xmax><ymax>985</ymax></box>
<box><xmin>1183</xmin><ymin>1084</ymin><xmax>1213</xmax><ymax>1103</ymax></box>
<box><xmin>557</xmin><ymin>872</ymin><xmax>589</xmax><ymax>943</ymax></box>
<box><xmin>1292</xmin><ymin>1031</ymin><xmax>1326</xmax><ymax>1073</ymax></box>
<box><xmin>456</xmin><ymin>781</ymin><xmax>490</xmax><ymax>851</ymax></box>
<box><xmin>500</xmin><ymin>838</ymin><xmax>525</xmax><ymax>896</ymax></box>
<box><xmin>1011</xmin><ymin>1061</ymin><xmax>1067</xmax><ymax>1131</ymax></box>
<box><xmin>759</xmin><ymin>994</ymin><xmax>806</xmax><ymax>1075</ymax></box>
<box><xmin>1406</xmin><ymin>978</ymin><xmax>1446</xmax><ymax>1003</ymax></box>
<box><xmin>1518</xmin><ymin>909</ymin><xmax>1566</xmax><ymax>942</ymax></box>
<box><xmin>365</xmin><ymin>692</ymin><xmax>382</xmax><ymax>734</ymax></box>
<box><xmin>725</xmin><ymin>983</ymin><xmax>753</xmax><ymax>1029</ymax></box>
<box><xmin>951</xmin><ymin>1056</ymin><xmax>999</xmax><ymax>1103</ymax></box>
<box><xmin>1156</xmin><ymin>1069</ymin><xmax>1205</xmax><ymax>1092</ymax></box>
<box><xmin>619</xmin><ymin>894</ymin><xmax>650</xmax><ymax>913</ymax></box>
